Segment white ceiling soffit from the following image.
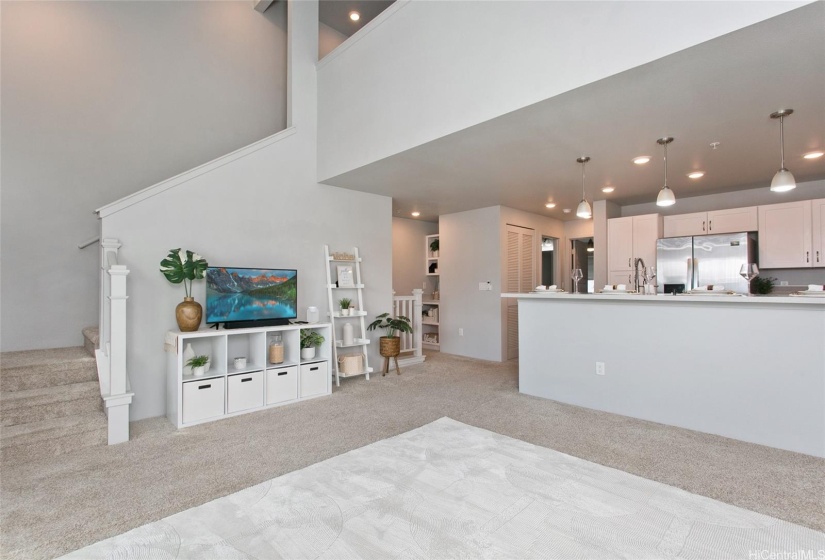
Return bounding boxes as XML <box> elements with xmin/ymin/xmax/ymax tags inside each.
<box><xmin>322</xmin><ymin>3</ymin><xmax>825</xmax><ymax>222</ymax></box>
<box><xmin>254</xmin><ymin>0</ymin><xmax>275</xmax><ymax>14</ymax></box>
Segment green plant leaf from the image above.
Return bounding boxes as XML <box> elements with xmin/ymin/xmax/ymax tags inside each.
<box><xmin>160</xmin><ymin>249</ymin><xmax>185</xmax><ymax>284</ymax></box>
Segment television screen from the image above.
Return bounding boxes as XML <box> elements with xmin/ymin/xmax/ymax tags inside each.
<box><xmin>206</xmin><ymin>267</ymin><xmax>297</xmax><ymax>325</ymax></box>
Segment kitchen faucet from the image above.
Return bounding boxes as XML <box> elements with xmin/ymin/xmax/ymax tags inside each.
<box><xmin>634</xmin><ymin>258</ymin><xmax>646</xmax><ymax>293</ymax></box>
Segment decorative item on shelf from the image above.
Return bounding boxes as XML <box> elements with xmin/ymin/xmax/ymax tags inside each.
<box><xmin>160</xmin><ymin>248</ymin><xmax>208</xmax><ymax>332</ymax></box>
<box><xmin>342</xmin><ymin>321</ymin><xmax>355</xmax><ymax>345</ymax></box>
<box><xmin>752</xmin><ymin>276</ymin><xmax>776</xmax><ymax>295</ymax></box>
<box><xmin>349</xmin><ymin>305</ymin><xmax>357</xmax><ymax>314</ymax></box>
<box><xmin>187</xmin><ymin>355</ymin><xmax>210</xmax><ymax>377</ymax></box>
<box><xmin>307</xmin><ymin>306</ymin><xmax>319</xmax><ymax>323</ymax></box>
<box><xmin>183</xmin><ymin>343</ymin><xmax>195</xmax><ymax>375</ymax></box>
<box><xmin>429</xmin><ymin>262</ymin><xmax>438</xmax><ymax>274</ymax></box>
<box><xmin>332</xmin><ymin>251</ymin><xmax>355</xmax><ymax>261</ymax></box>
<box><xmin>429</xmin><ymin>238</ymin><xmax>439</xmax><ymax>258</ymax></box>
<box><xmin>432</xmin><ymin>291</ymin><xmax>440</xmax><ymax>301</ymax></box>
<box><xmin>337</xmin><ymin>265</ymin><xmax>354</xmax><ymax>287</ymax></box>
<box><xmin>300</xmin><ymin>329</ymin><xmax>324</xmax><ymax>360</ymax></box>
<box><xmin>233</xmin><ymin>357</ymin><xmax>247</xmax><ymax>369</ymax></box>
<box><xmin>268</xmin><ymin>333</ymin><xmax>284</xmax><ymax>364</ymax></box>
<box><xmin>367</xmin><ymin>312</ymin><xmax>413</xmax><ymax>376</ymax></box>
<box><xmin>339</xmin><ymin>298</ymin><xmax>352</xmax><ymax>316</ymax></box>
<box><xmin>423</xmin><ymin>333</ymin><xmax>439</xmax><ymax>344</ymax></box>
<box><xmin>338</xmin><ymin>353</ymin><xmax>364</xmax><ymax>375</ymax></box>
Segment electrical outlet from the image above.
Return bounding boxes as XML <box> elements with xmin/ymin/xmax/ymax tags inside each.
<box><xmin>459</xmin><ymin>328</ymin><xmax>464</xmax><ymax>336</ymax></box>
<box><xmin>780</xmin><ymin>281</ymin><xmax>789</xmax><ymax>286</ymax></box>
<box><xmin>595</xmin><ymin>362</ymin><xmax>606</xmax><ymax>376</ymax></box>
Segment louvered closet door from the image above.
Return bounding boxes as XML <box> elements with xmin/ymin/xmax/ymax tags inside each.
<box><xmin>506</xmin><ymin>225</ymin><xmax>535</xmax><ymax>360</ymax></box>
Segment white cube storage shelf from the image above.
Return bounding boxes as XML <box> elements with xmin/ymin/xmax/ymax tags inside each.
<box><xmin>167</xmin><ymin>323</ymin><xmax>331</xmax><ymax>428</ymax></box>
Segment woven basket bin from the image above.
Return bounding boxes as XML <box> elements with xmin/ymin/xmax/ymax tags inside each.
<box><xmin>379</xmin><ymin>337</ymin><xmax>401</xmax><ymax>357</ymax></box>
<box><xmin>337</xmin><ymin>354</ymin><xmax>364</xmax><ymax>375</ymax></box>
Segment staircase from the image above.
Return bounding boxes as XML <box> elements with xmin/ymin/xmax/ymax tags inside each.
<box><xmin>1</xmin><ymin>335</ymin><xmax>107</xmax><ymax>466</ymax></box>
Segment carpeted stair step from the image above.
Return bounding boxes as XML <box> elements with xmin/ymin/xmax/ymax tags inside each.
<box><xmin>82</xmin><ymin>326</ymin><xmax>100</xmax><ymax>357</ymax></box>
<box><xmin>0</xmin><ymin>381</ymin><xmax>103</xmax><ymax>427</ymax></box>
<box><xmin>0</xmin><ymin>412</ymin><xmax>107</xmax><ymax>465</ymax></box>
<box><xmin>1</xmin><ymin>347</ymin><xmax>97</xmax><ymax>392</ymax></box>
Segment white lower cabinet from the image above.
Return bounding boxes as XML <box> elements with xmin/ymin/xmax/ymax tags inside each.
<box><xmin>182</xmin><ymin>377</ymin><xmax>225</xmax><ymax>424</ymax></box>
<box><xmin>300</xmin><ymin>361</ymin><xmax>328</xmax><ymax>398</ymax></box>
<box><xmin>266</xmin><ymin>366</ymin><xmax>298</xmax><ymax>405</ymax></box>
<box><xmin>227</xmin><ymin>371</ymin><xmax>264</xmax><ymax>413</ymax></box>
<box><xmin>168</xmin><ymin>323</ymin><xmax>331</xmax><ymax>428</ymax></box>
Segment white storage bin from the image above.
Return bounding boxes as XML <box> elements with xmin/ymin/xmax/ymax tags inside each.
<box><xmin>300</xmin><ymin>361</ymin><xmax>328</xmax><ymax>398</ymax></box>
<box><xmin>266</xmin><ymin>366</ymin><xmax>298</xmax><ymax>405</ymax></box>
<box><xmin>182</xmin><ymin>377</ymin><xmax>225</xmax><ymax>424</ymax></box>
<box><xmin>227</xmin><ymin>371</ymin><xmax>263</xmax><ymax>414</ymax></box>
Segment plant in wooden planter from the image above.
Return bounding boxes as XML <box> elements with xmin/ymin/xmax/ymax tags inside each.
<box><xmin>160</xmin><ymin>248</ymin><xmax>208</xmax><ymax>332</ymax></box>
<box><xmin>367</xmin><ymin>313</ymin><xmax>413</xmax><ymax>376</ymax></box>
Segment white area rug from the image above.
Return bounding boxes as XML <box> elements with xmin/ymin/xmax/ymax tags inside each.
<box><xmin>63</xmin><ymin>418</ymin><xmax>824</xmax><ymax>559</ymax></box>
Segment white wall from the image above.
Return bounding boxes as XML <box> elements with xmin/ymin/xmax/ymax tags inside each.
<box><xmin>317</xmin><ymin>0</ymin><xmax>808</xmax><ymax>182</ymax></box>
<box><xmin>439</xmin><ymin>207</ymin><xmax>502</xmax><ymax>361</ymax></box>
<box><xmin>99</xmin><ymin>1</ymin><xmax>393</xmax><ymax>421</ymax></box>
<box><xmin>392</xmin><ymin>218</ymin><xmax>437</xmax><ymax>297</ymax></box>
<box><xmin>319</xmin><ymin>22</ymin><xmax>347</xmax><ymax>60</ymax></box>
<box><xmin>1</xmin><ymin>0</ymin><xmax>288</xmax><ymax>351</ymax></box>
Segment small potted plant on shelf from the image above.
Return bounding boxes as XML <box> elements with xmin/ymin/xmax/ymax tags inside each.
<box><xmin>160</xmin><ymin>248</ymin><xmax>208</xmax><ymax>332</ymax></box>
<box><xmin>429</xmin><ymin>238</ymin><xmax>439</xmax><ymax>258</ymax></box>
<box><xmin>367</xmin><ymin>312</ymin><xmax>413</xmax><ymax>376</ymax></box>
<box><xmin>186</xmin><ymin>355</ymin><xmax>210</xmax><ymax>377</ymax></box>
<box><xmin>300</xmin><ymin>329</ymin><xmax>325</xmax><ymax>360</ymax></box>
<box><xmin>339</xmin><ymin>298</ymin><xmax>352</xmax><ymax>316</ymax></box>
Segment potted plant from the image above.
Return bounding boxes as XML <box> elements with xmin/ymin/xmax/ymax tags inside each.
<box><xmin>160</xmin><ymin>248</ymin><xmax>208</xmax><ymax>332</ymax></box>
<box><xmin>300</xmin><ymin>329</ymin><xmax>325</xmax><ymax>360</ymax></box>
<box><xmin>186</xmin><ymin>355</ymin><xmax>210</xmax><ymax>377</ymax></box>
<box><xmin>367</xmin><ymin>313</ymin><xmax>413</xmax><ymax>376</ymax></box>
<box><xmin>429</xmin><ymin>238</ymin><xmax>439</xmax><ymax>258</ymax></box>
<box><xmin>339</xmin><ymin>297</ymin><xmax>352</xmax><ymax>316</ymax></box>
<box><xmin>753</xmin><ymin>276</ymin><xmax>776</xmax><ymax>295</ymax></box>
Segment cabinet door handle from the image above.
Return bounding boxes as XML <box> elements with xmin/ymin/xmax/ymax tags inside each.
<box><xmin>709</xmin><ymin>220</ymin><xmax>712</xmax><ymax>231</ymax></box>
<box><xmin>817</xmin><ymin>251</ymin><xmax>821</xmax><ymax>263</ymax></box>
<box><xmin>806</xmin><ymin>251</ymin><xmax>810</xmax><ymax>263</ymax></box>
<box><xmin>628</xmin><ymin>258</ymin><xmax>631</xmax><ymax>267</ymax></box>
<box><xmin>277</xmin><ymin>371</ymin><xmax>288</xmax><ymax>376</ymax></box>
<box><xmin>702</xmin><ymin>221</ymin><xmax>706</xmax><ymax>232</ymax></box>
<box><xmin>241</xmin><ymin>378</ymin><xmax>252</xmax><ymax>383</ymax></box>
<box><xmin>310</xmin><ymin>366</ymin><xmax>319</xmax><ymax>371</ymax></box>
<box><xmin>198</xmin><ymin>384</ymin><xmax>211</xmax><ymax>390</ymax></box>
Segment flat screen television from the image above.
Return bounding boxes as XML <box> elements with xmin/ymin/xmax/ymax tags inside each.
<box><xmin>206</xmin><ymin>267</ymin><xmax>297</xmax><ymax>329</ymax></box>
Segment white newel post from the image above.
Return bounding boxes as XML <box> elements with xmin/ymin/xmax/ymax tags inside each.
<box><xmin>412</xmin><ymin>289</ymin><xmax>423</xmax><ymax>360</ymax></box>
<box><xmin>108</xmin><ymin>260</ymin><xmax>128</xmax><ymax>396</ymax></box>
<box><xmin>99</xmin><ymin>239</ymin><xmax>121</xmax><ymax>351</ymax></box>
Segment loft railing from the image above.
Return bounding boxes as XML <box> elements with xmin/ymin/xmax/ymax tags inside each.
<box><xmin>392</xmin><ymin>288</ymin><xmax>424</xmax><ymax>365</ymax></box>
<box><xmin>97</xmin><ymin>239</ymin><xmax>134</xmax><ymax>444</ymax></box>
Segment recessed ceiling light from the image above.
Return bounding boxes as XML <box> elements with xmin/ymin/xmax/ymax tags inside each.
<box><xmin>563</xmin><ymin>208</ymin><xmax>572</xmax><ymax>214</ymax></box>
<box><xmin>545</xmin><ymin>202</ymin><xmax>556</xmax><ymax>208</ymax></box>
<box><xmin>411</xmin><ymin>211</ymin><xmax>420</xmax><ymax>217</ymax></box>
<box><xmin>803</xmin><ymin>151</ymin><xmax>824</xmax><ymax>159</ymax></box>
<box><xmin>633</xmin><ymin>156</ymin><xmax>651</xmax><ymax>165</ymax></box>
<box><xmin>349</xmin><ymin>11</ymin><xmax>360</xmax><ymax>21</ymax></box>
<box><xmin>687</xmin><ymin>171</ymin><xmax>705</xmax><ymax>179</ymax></box>
<box><xmin>601</xmin><ymin>186</ymin><xmax>615</xmax><ymax>193</ymax></box>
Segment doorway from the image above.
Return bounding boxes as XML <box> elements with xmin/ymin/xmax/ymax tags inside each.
<box><xmin>541</xmin><ymin>236</ymin><xmax>557</xmax><ymax>287</ymax></box>
<box><xmin>570</xmin><ymin>238</ymin><xmax>594</xmax><ymax>293</ymax></box>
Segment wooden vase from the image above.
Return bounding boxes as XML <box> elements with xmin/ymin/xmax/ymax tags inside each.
<box><xmin>176</xmin><ymin>297</ymin><xmax>202</xmax><ymax>332</ymax></box>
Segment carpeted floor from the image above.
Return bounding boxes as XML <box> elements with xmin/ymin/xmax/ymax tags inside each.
<box><xmin>1</xmin><ymin>352</ymin><xmax>823</xmax><ymax>559</ymax></box>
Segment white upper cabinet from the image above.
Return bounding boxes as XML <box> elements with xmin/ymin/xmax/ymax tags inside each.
<box><xmin>608</xmin><ymin>214</ymin><xmax>662</xmax><ymax>273</ymax></box>
<box><xmin>812</xmin><ymin>199</ymin><xmax>825</xmax><ymax>268</ymax></box>
<box><xmin>758</xmin><ymin>200</ymin><xmax>812</xmax><ymax>268</ymax></box>
<box><xmin>663</xmin><ymin>207</ymin><xmax>757</xmax><ymax>237</ymax></box>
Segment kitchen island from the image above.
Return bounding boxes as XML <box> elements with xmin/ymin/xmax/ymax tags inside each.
<box><xmin>502</xmin><ymin>292</ymin><xmax>825</xmax><ymax>457</ymax></box>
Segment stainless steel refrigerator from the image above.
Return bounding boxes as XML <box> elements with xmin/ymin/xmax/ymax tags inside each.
<box><xmin>656</xmin><ymin>233</ymin><xmax>757</xmax><ymax>294</ymax></box>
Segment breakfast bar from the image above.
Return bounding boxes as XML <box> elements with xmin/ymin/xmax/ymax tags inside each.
<box><xmin>502</xmin><ymin>292</ymin><xmax>825</xmax><ymax>457</ymax></box>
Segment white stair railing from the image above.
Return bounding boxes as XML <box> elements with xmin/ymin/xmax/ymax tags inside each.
<box><xmin>96</xmin><ymin>238</ymin><xmax>134</xmax><ymax>445</ymax></box>
<box><xmin>393</xmin><ymin>289</ymin><xmax>425</xmax><ymax>365</ymax></box>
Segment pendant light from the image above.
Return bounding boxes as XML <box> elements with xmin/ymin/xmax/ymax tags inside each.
<box><xmin>770</xmin><ymin>109</ymin><xmax>796</xmax><ymax>192</ymax></box>
<box><xmin>656</xmin><ymin>137</ymin><xmax>675</xmax><ymax>207</ymax></box>
<box><xmin>586</xmin><ymin>238</ymin><xmax>594</xmax><ymax>252</ymax></box>
<box><xmin>576</xmin><ymin>156</ymin><xmax>592</xmax><ymax>219</ymax></box>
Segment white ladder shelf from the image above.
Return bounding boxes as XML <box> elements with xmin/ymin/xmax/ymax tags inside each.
<box><xmin>324</xmin><ymin>245</ymin><xmax>373</xmax><ymax>387</ymax></box>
